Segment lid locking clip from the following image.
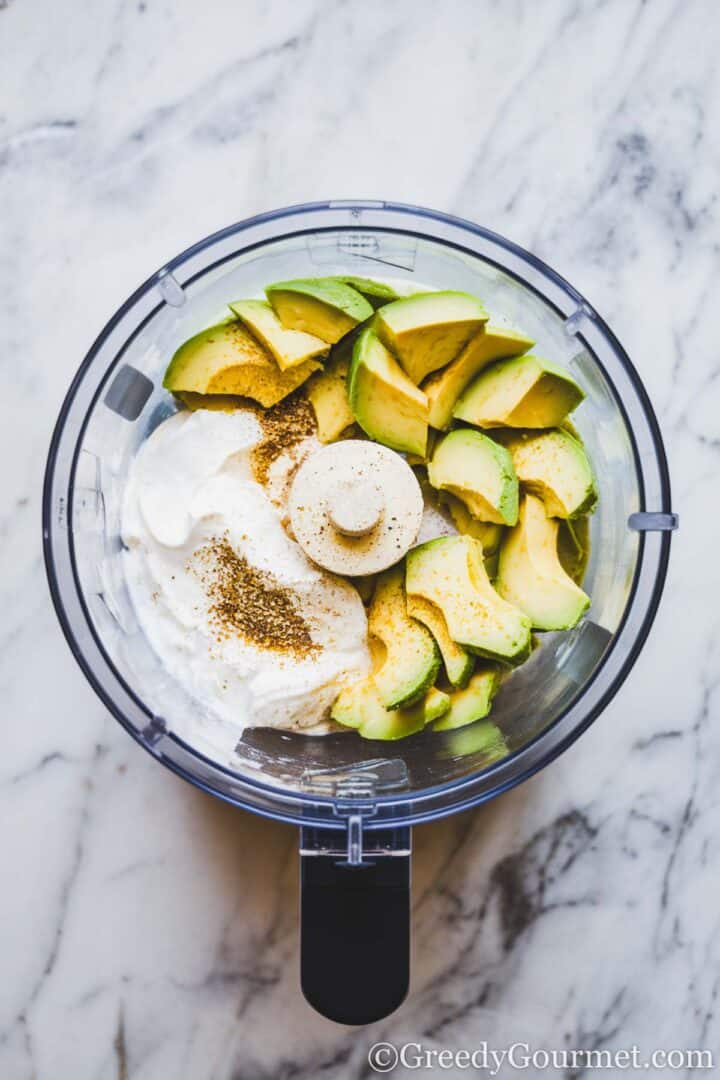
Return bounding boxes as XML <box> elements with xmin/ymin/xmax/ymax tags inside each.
<box><xmin>346</xmin><ymin>814</ymin><xmax>363</xmax><ymax>866</ymax></box>
<box><xmin>628</xmin><ymin>512</ymin><xmax>679</xmax><ymax>532</ymax></box>
<box><xmin>156</xmin><ymin>269</ymin><xmax>186</xmax><ymax>308</ymax></box>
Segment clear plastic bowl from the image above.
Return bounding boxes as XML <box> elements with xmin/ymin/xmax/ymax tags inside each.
<box><xmin>43</xmin><ymin>201</ymin><xmax>674</xmax><ymax>830</ymax></box>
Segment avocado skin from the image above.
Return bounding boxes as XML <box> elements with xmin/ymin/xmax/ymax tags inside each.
<box><xmin>266</xmin><ymin>277</ymin><xmax>373</xmax><ymax>318</ymax></box>
<box><xmin>331</xmin><ymin>276</ymin><xmax>425</xmax><ymax>309</ymax></box>
<box><xmin>265</xmin><ymin>278</ymin><xmax>373</xmax><ymax>343</ymax></box>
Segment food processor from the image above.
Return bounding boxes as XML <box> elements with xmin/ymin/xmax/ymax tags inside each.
<box><xmin>43</xmin><ymin>201</ymin><xmax>677</xmax><ymax>1025</ymax></box>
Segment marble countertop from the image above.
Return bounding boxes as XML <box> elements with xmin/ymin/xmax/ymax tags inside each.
<box><xmin>2</xmin><ymin>0</ymin><xmax>718</xmax><ymax>1075</ymax></box>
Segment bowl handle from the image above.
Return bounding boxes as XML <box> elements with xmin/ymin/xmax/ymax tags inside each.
<box><xmin>300</xmin><ymin>822</ymin><xmax>411</xmax><ymax>1025</ymax></box>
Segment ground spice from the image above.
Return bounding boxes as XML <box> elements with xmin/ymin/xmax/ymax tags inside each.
<box><xmin>192</xmin><ymin>534</ymin><xmax>319</xmax><ymax>658</ymax></box>
<box><xmin>250</xmin><ymin>391</ymin><xmax>316</xmax><ymax>486</ymax></box>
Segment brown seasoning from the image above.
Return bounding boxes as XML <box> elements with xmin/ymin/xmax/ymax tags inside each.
<box><xmin>192</xmin><ymin>535</ymin><xmax>319</xmax><ymax>659</ymax></box>
<box><xmin>250</xmin><ymin>391</ymin><xmax>317</xmax><ymax>486</ymax></box>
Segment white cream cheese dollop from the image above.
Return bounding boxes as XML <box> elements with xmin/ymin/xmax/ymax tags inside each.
<box><xmin>121</xmin><ymin>408</ymin><xmax>371</xmax><ymax>738</ymax></box>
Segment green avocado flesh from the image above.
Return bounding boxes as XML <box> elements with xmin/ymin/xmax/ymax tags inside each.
<box><xmin>331</xmin><ymin>276</ymin><xmax>427</xmax><ymax>308</ymax></box>
<box><xmin>440</xmin><ymin>493</ymin><xmax>505</xmax><ymax>555</ymax></box>
<box><xmin>163</xmin><ymin>272</ymin><xmax>597</xmax><ymax>744</ymax></box>
<box><xmin>496</xmin><ymin>495</ymin><xmax>590</xmax><ymax>630</ymax></box>
<box><xmin>443</xmin><ymin>720</ymin><xmax>508</xmax><ymax>760</ymax></box>
<box><xmin>306</xmin><ymin>346</ymin><xmax>355</xmax><ymax>443</ymax></box>
<box><xmin>265</xmin><ymin>278</ymin><xmax>373</xmax><ymax>343</ymax></box>
<box><xmin>367</xmin><ymin>568</ymin><xmax>440</xmax><ymax>709</ymax></box>
<box><xmin>228</xmin><ymin>299</ymin><xmax>329</xmax><ymax>371</ymax></box>
<box><xmin>406</xmin><ymin>594</ymin><xmax>474</xmax><ymax>688</ymax></box>
<box><xmin>376</xmin><ymin>291</ymin><xmax>488</xmax><ymax>384</ymax></box>
<box><xmin>424</xmin><ymin>322</ymin><xmax>535</xmax><ymax>429</ymax></box>
<box><xmin>557</xmin><ymin>516</ymin><xmax>591</xmax><ymax>586</ymax></box>
<box><xmin>348</xmin><ymin>328</ymin><xmax>429</xmax><ymax>457</ymax></box>
<box><xmin>428</xmin><ymin>428</ymin><xmax>519</xmax><ymax>526</ymax></box>
<box><xmin>454</xmin><ymin>354</ymin><xmax>585</xmax><ymax>428</ymax></box>
<box><xmin>163</xmin><ymin>320</ymin><xmax>320</xmax><ymax>407</ymax></box>
<box><xmin>495</xmin><ymin>428</ymin><xmax>597</xmax><ymax>519</ymax></box>
<box><xmin>432</xmin><ymin>667</ymin><xmax>502</xmax><ymax>731</ymax></box>
<box><xmin>406</xmin><ymin>536</ymin><xmax>532</xmax><ymax>664</ymax></box>
<box><xmin>331</xmin><ymin>680</ymin><xmax>449</xmax><ymax>740</ymax></box>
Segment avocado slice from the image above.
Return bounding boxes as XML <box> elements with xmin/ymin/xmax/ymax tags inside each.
<box><xmin>163</xmin><ymin>321</ymin><xmax>320</xmax><ymax>407</ymax></box>
<box><xmin>423</xmin><ymin>322</ymin><xmax>534</xmax><ymax>429</ymax></box>
<box><xmin>228</xmin><ymin>299</ymin><xmax>330</xmax><ymax>371</ymax></box>
<box><xmin>454</xmin><ymin>355</ymin><xmax>585</xmax><ymax>428</ymax></box>
<box><xmin>428</xmin><ymin>428</ymin><xmax>519</xmax><ymax>526</ymax></box>
<box><xmin>439</xmin><ymin>492</ymin><xmax>505</xmax><ymax>555</ymax></box>
<box><xmin>331</xmin><ymin>276</ymin><xmax>427</xmax><ymax>309</ymax></box>
<box><xmin>406</xmin><ymin>594</ymin><xmax>474</xmax><ymax>689</ymax></box>
<box><xmin>348</xmin><ymin>328</ymin><xmax>429</xmax><ymax>457</ymax></box>
<box><xmin>306</xmin><ymin>316</ymin><xmax>373</xmax><ymax>441</ymax></box>
<box><xmin>375</xmin><ymin>291</ymin><xmax>488</xmax><ymax>384</ymax></box>
<box><xmin>444</xmin><ymin>719</ymin><xmax>508</xmax><ymax>760</ymax></box>
<box><xmin>332</xmin><ymin>680</ymin><xmax>450</xmax><ymax>740</ymax></box>
<box><xmin>406</xmin><ymin>536</ymin><xmax>532</xmax><ymax>664</ymax></box>
<box><xmin>496</xmin><ymin>428</ymin><xmax>598</xmax><ymax>519</ymax></box>
<box><xmin>432</xmin><ymin>667</ymin><xmax>502</xmax><ymax>731</ymax></box>
<box><xmin>406</xmin><ymin>429</ymin><xmax>439</xmax><ymax>467</ymax></box>
<box><xmin>306</xmin><ymin>352</ymin><xmax>354</xmax><ymax>442</ymax></box>
<box><xmin>368</xmin><ymin>568</ymin><xmax>441</xmax><ymax>709</ymax></box>
<box><xmin>265</xmin><ymin>278</ymin><xmax>373</xmax><ymax>344</ymax></box>
<box><xmin>496</xmin><ymin>494</ymin><xmax>590</xmax><ymax>630</ymax></box>
<box><xmin>557</xmin><ymin>516</ymin><xmax>591</xmax><ymax>586</ymax></box>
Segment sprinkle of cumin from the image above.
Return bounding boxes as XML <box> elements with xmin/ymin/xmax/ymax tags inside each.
<box><xmin>250</xmin><ymin>391</ymin><xmax>316</xmax><ymax>486</ymax></box>
<box><xmin>191</xmin><ymin>535</ymin><xmax>319</xmax><ymax>658</ymax></box>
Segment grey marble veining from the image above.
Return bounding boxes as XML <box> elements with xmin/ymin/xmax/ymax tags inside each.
<box><xmin>1</xmin><ymin>0</ymin><xmax>719</xmax><ymax>1076</ymax></box>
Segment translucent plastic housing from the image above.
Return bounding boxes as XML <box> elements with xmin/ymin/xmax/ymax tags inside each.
<box><xmin>43</xmin><ymin>202</ymin><xmax>672</xmax><ymax>828</ymax></box>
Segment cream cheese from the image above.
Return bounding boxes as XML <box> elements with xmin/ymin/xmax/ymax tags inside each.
<box><xmin>121</xmin><ymin>408</ymin><xmax>371</xmax><ymax>740</ymax></box>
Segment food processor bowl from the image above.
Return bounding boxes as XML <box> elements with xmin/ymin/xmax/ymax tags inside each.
<box><xmin>43</xmin><ymin>202</ymin><xmax>676</xmax><ymax>1024</ymax></box>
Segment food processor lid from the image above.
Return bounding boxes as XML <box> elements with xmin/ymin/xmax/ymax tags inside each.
<box><xmin>42</xmin><ymin>200</ymin><xmax>676</xmax><ymax>830</ymax></box>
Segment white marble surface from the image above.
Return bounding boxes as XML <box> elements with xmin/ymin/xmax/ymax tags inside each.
<box><xmin>1</xmin><ymin>0</ymin><xmax>718</xmax><ymax>1076</ymax></box>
